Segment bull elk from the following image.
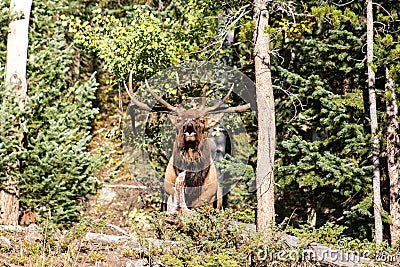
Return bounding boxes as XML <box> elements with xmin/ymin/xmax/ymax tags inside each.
<box><xmin>125</xmin><ymin>73</ymin><xmax>250</xmax><ymax>214</ymax></box>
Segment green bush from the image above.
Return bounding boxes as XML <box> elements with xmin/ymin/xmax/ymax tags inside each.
<box><xmin>0</xmin><ymin>80</ymin><xmax>26</xmax><ymax>183</ymax></box>
<box><xmin>148</xmin><ymin>207</ymin><xmax>286</xmax><ymax>266</ymax></box>
<box><xmin>150</xmin><ymin>209</ymin><xmax>399</xmax><ymax>266</ymax></box>
<box><xmin>187</xmin><ymin>253</ymin><xmax>240</xmax><ymax>267</ymax></box>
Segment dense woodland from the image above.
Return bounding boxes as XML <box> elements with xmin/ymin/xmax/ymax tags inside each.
<box><xmin>1</xmin><ymin>0</ymin><xmax>400</xmax><ymax>266</ymax></box>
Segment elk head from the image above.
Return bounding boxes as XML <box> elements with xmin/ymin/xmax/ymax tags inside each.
<box><xmin>169</xmin><ymin>110</ymin><xmax>210</xmax><ymax>150</ymax></box>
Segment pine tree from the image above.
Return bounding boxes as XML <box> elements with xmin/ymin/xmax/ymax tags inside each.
<box><xmin>266</xmin><ymin>3</ymin><xmax>375</xmax><ymax>238</ymax></box>
<box><xmin>0</xmin><ymin>0</ymin><xmax>105</xmax><ymax>225</ymax></box>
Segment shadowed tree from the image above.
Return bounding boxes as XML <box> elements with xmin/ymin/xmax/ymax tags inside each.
<box><xmin>254</xmin><ymin>0</ymin><xmax>275</xmax><ymax>235</ymax></box>
<box><xmin>1</xmin><ymin>0</ymin><xmax>32</xmax><ymax>226</ymax></box>
<box><xmin>386</xmin><ymin>67</ymin><xmax>400</xmax><ymax>246</ymax></box>
<box><xmin>366</xmin><ymin>0</ymin><xmax>382</xmax><ymax>244</ymax></box>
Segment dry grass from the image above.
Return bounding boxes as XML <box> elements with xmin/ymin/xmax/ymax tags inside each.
<box><xmin>0</xmin><ymin>218</ymin><xmax>151</xmax><ymax>267</ymax></box>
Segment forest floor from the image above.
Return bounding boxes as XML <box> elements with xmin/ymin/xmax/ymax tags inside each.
<box><xmin>0</xmin><ymin>171</ymin><xmax>157</xmax><ymax>266</ymax></box>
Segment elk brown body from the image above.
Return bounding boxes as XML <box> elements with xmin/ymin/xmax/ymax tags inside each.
<box><xmin>125</xmin><ymin>75</ymin><xmax>250</xmax><ymax>213</ymax></box>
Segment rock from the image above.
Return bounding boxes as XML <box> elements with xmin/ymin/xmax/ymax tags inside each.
<box><xmin>126</xmin><ymin>259</ymin><xmax>147</xmax><ymax>267</ymax></box>
<box><xmin>25</xmin><ymin>223</ymin><xmax>42</xmax><ymax>242</ymax></box>
<box><xmin>0</xmin><ymin>236</ymin><xmax>11</xmax><ymax>247</ymax></box>
<box><xmin>98</xmin><ymin>187</ymin><xmax>117</xmax><ymax>205</ymax></box>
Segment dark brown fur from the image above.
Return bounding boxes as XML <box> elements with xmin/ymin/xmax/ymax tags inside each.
<box><xmin>173</xmin><ymin>132</ymin><xmax>211</xmax><ymax>206</ymax></box>
<box><xmin>164</xmin><ymin>113</ymin><xmax>221</xmax><ymax>209</ymax></box>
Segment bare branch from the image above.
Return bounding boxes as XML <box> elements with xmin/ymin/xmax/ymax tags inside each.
<box><xmin>332</xmin><ymin>0</ymin><xmax>356</xmax><ymax>7</ymax></box>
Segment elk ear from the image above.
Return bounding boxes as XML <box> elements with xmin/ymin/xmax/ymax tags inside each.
<box><xmin>167</xmin><ymin>114</ymin><xmax>181</xmax><ymax>128</ymax></box>
<box><xmin>205</xmin><ymin>113</ymin><xmax>224</xmax><ymax>128</ymax></box>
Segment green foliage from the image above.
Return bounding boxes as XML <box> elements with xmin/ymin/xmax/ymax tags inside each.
<box><xmin>287</xmin><ymin>221</ymin><xmax>398</xmax><ymax>260</ymax></box>
<box><xmin>0</xmin><ymin>1</ymin><xmax>9</xmax><ymax>63</ymax></box>
<box><xmin>274</xmin><ymin>65</ymin><xmax>372</xmax><ymax>235</ymax></box>
<box><xmin>249</xmin><ymin>1</ymin><xmax>384</xmax><ymax>239</ymax></box>
<box><xmin>149</xmin><ymin>208</ymin><xmax>285</xmax><ymax>266</ymax></box>
<box><xmin>267</xmin><ymin>5</ymin><xmax>373</xmax><ymax>237</ymax></box>
<box><xmin>160</xmin><ymin>254</ymin><xmax>184</xmax><ymax>267</ymax></box>
<box><xmin>0</xmin><ymin>83</ymin><xmax>26</xmax><ymax>183</ymax></box>
<box><xmin>311</xmin><ymin>5</ymin><xmax>358</xmax><ymax>29</ymax></box>
<box><xmin>277</xmin><ymin>68</ymin><xmax>370</xmax><ymax>224</ymax></box>
<box><xmin>67</xmin><ymin>0</ymin><xmax>229</xmax><ymax>83</ymax></box>
<box><xmin>23</xmin><ymin>0</ymin><xmax>107</xmax><ymax>225</ymax></box>
<box><xmin>149</xmin><ymin>209</ymin><xmax>399</xmax><ymax>266</ymax></box>
<box><xmin>216</xmin><ymin>154</ymin><xmax>255</xmax><ymax>183</ymax></box>
<box><xmin>373</xmin><ymin>1</ymin><xmax>400</xmax><ymax>85</ymax></box>
<box><xmin>229</xmin><ymin>208</ymin><xmax>255</xmax><ymax>224</ymax></box>
<box><xmin>291</xmin><ymin>28</ymin><xmax>365</xmax><ymax>90</ymax></box>
<box><xmin>0</xmin><ymin>0</ymin><xmax>107</xmax><ymax>225</ymax></box>
<box><xmin>288</xmin><ymin>222</ymin><xmax>347</xmax><ymax>246</ymax></box>
<box><xmin>0</xmin><ymin>217</ymin><xmax>110</xmax><ymax>265</ymax></box>
<box><xmin>187</xmin><ymin>253</ymin><xmax>240</xmax><ymax>267</ymax></box>
<box><xmin>68</xmin><ymin>11</ymin><xmax>188</xmax><ymax>82</ymax></box>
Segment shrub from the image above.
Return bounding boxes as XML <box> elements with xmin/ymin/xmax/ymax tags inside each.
<box><xmin>0</xmin><ymin>0</ymin><xmax>106</xmax><ymax>225</ymax></box>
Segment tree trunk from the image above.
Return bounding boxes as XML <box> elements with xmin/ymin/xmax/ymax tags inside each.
<box><xmin>366</xmin><ymin>0</ymin><xmax>383</xmax><ymax>244</ymax></box>
<box><xmin>254</xmin><ymin>0</ymin><xmax>275</xmax><ymax>235</ymax></box>
<box><xmin>1</xmin><ymin>0</ymin><xmax>32</xmax><ymax>226</ymax></box>
<box><xmin>385</xmin><ymin>67</ymin><xmax>400</xmax><ymax>246</ymax></box>
<box><xmin>5</xmin><ymin>0</ymin><xmax>31</xmax><ymax>96</ymax></box>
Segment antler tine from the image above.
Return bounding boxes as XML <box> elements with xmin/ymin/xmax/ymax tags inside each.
<box><xmin>145</xmin><ymin>79</ymin><xmax>180</xmax><ymax>113</ymax></box>
<box><xmin>175</xmin><ymin>72</ymin><xmax>182</xmax><ymax>105</ymax></box>
<box><xmin>203</xmin><ymin>83</ymin><xmax>235</xmax><ymax>114</ymax></box>
<box><xmin>128</xmin><ymin>68</ymin><xmax>134</xmax><ymax>92</ymax></box>
<box><xmin>206</xmin><ymin>103</ymin><xmax>251</xmax><ymax>114</ymax></box>
<box><xmin>199</xmin><ymin>83</ymin><xmax>208</xmax><ymax>110</ymax></box>
<box><xmin>124</xmin><ymin>82</ymin><xmax>152</xmax><ymax>112</ymax></box>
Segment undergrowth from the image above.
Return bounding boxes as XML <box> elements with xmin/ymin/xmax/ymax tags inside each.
<box><xmin>1</xmin><ymin>208</ymin><xmax>399</xmax><ymax>266</ymax></box>
<box><xmin>145</xmin><ymin>207</ymin><xmax>399</xmax><ymax>266</ymax></box>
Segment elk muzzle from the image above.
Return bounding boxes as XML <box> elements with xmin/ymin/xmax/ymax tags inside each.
<box><xmin>183</xmin><ymin>119</ymin><xmax>198</xmax><ymax>142</ymax></box>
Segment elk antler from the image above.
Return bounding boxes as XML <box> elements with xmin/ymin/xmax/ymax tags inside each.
<box><xmin>124</xmin><ymin>70</ymin><xmax>182</xmax><ymax>114</ymax></box>
<box><xmin>199</xmin><ymin>84</ymin><xmax>208</xmax><ymax>110</ymax></box>
<box><xmin>124</xmin><ymin>71</ymin><xmax>152</xmax><ymax>112</ymax></box>
<box><xmin>125</xmin><ymin>72</ymin><xmax>251</xmax><ymax>115</ymax></box>
<box><xmin>202</xmin><ymin>83</ymin><xmax>251</xmax><ymax>114</ymax></box>
<box><xmin>176</xmin><ymin>72</ymin><xmax>183</xmax><ymax>106</ymax></box>
<box><xmin>207</xmin><ymin>103</ymin><xmax>251</xmax><ymax>114</ymax></box>
<box><xmin>144</xmin><ymin>79</ymin><xmax>180</xmax><ymax>113</ymax></box>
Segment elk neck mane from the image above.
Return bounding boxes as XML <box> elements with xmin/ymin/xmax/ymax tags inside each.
<box><xmin>172</xmin><ymin>129</ymin><xmax>211</xmax><ymax>188</ymax></box>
